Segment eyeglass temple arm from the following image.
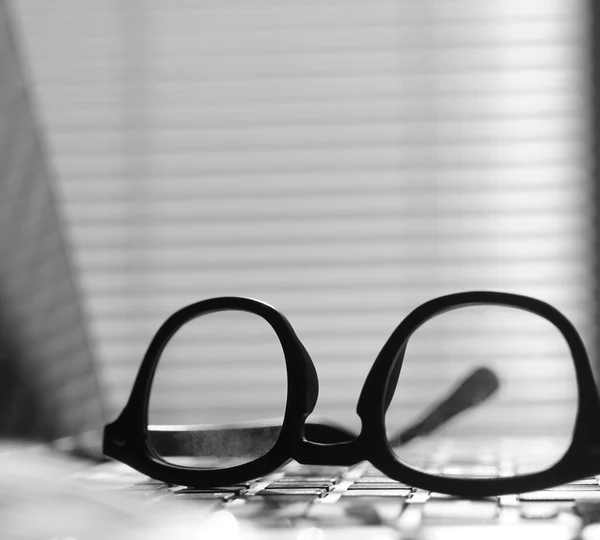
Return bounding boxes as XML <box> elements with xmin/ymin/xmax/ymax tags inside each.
<box><xmin>147</xmin><ymin>418</ymin><xmax>357</xmax><ymax>459</ymax></box>
<box><xmin>147</xmin><ymin>366</ymin><xmax>499</xmax><ymax>457</ymax></box>
<box><xmin>387</xmin><ymin>366</ymin><xmax>500</xmax><ymax>447</ymax></box>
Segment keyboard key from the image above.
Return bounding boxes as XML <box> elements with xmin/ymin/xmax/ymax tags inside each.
<box><xmin>358</xmin><ymin>476</ymin><xmax>410</xmax><ymax>486</ymax></box>
<box><xmin>520</xmin><ymin>491</ymin><xmax>576</xmax><ymax>502</ymax></box>
<box><xmin>520</xmin><ymin>502</ymin><xmax>568</xmax><ymax>519</ymax></box>
<box><xmin>548</xmin><ymin>484</ymin><xmax>600</xmax><ymax>491</ymax></box>
<box><xmin>521</xmin><ymin>491</ymin><xmax>600</xmax><ymax>502</ymax></box>
<box><xmin>349</xmin><ymin>481</ymin><xmax>411</xmax><ymax>490</ymax></box>
<box><xmin>175</xmin><ymin>486</ymin><xmax>243</xmax><ymax>495</ymax></box>
<box><xmin>428</xmin><ymin>493</ymin><xmax>498</xmax><ymax>502</ymax></box>
<box><xmin>343</xmin><ymin>488</ymin><xmax>412</xmax><ymax>498</ymax></box>
<box><xmin>422</xmin><ymin>498</ymin><xmax>499</xmax><ymax>521</ymax></box>
<box><xmin>257</xmin><ymin>487</ymin><xmax>328</xmax><ymax>501</ymax></box>
<box><xmin>277</xmin><ymin>475</ymin><xmax>339</xmax><ymax>482</ymax></box>
<box><xmin>306</xmin><ymin>497</ymin><xmax>406</xmax><ymax>526</ymax></box>
<box><xmin>266</xmin><ymin>480</ymin><xmax>334</xmax><ymax>490</ymax></box>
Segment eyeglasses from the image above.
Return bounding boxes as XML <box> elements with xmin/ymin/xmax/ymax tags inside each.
<box><xmin>103</xmin><ymin>291</ymin><xmax>600</xmax><ymax>497</ymax></box>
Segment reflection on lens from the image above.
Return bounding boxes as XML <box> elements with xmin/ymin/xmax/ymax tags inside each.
<box><xmin>386</xmin><ymin>305</ymin><xmax>578</xmax><ymax>478</ymax></box>
<box><xmin>148</xmin><ymin>310</ymin><xmax>287</xmax><ymax>468</ymax></box>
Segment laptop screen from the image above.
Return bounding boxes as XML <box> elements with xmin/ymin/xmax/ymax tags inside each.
<box><xmin>0</xmin><ymin>0</ymin><xmax>104</xmax><ymax>440</ymax></box>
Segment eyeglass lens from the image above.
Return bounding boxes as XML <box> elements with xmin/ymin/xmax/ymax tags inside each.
<box><xmin>147</xmin><ymin>310</ymin><xmax>288</xmax><ymax>468</ymax></box>
<box><xmin>386</xmin><ymin>305</ymin><xmax>578</xmax><ymax>479</ymax></box>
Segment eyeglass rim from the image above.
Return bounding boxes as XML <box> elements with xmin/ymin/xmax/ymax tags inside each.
<box><xmin>103</xmin><ymin>291</ymin><xmax>600</xmax><ymax>496</ymax></box>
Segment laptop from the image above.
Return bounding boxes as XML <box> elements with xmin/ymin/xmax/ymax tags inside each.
<box><xmin>0</xmin><ymin>1</ymin><xmax>599</xmax><ymax>539</ymax></box>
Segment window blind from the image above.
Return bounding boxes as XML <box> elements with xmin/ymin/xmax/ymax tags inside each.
<box><xmin>11</xmin><ymin>0</ymin><xmax>595</xmax><ymax>434</ymax></box>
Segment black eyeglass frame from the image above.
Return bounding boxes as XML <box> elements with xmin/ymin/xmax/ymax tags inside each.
<box><xmin>104</xmin><ymin>291</ymin><xmax>600</xmax><ymax>497</ymax></box>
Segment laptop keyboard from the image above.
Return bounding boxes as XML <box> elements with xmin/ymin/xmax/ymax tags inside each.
<box><xmin>9</xmin><ymin>441</ymin><xmax>596</xmax><ymax>538</ymax></box>
<box><xmin>101</xmin><ymin>460</ymin><xmax>600</xmax><ymax>536</ymax></box>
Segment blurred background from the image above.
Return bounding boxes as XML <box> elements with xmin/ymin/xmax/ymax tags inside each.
<box><xmin>1</xmin><ymin>0</ymin><xmax>597</xmax><ymax>447</ymax></box>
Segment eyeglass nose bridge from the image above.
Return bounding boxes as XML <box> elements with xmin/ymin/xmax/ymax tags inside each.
<box><xmin>293</xmin><ymin>436</ymin><xmax>365</xmax><ymax>467</ymax></box>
